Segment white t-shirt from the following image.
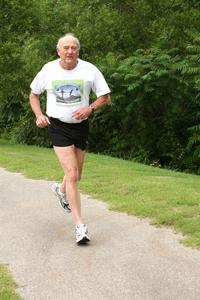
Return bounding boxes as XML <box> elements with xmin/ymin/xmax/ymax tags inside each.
<box><xmin>30</xmin><ymin>58</ymin><xmax>111</xmax><ymax>123</ymax></box>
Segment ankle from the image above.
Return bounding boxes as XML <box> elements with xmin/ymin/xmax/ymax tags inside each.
<box><xmin>59</xmin><ymin>184</ymin><xmax>65</xmax><ymax>194</ymax></box>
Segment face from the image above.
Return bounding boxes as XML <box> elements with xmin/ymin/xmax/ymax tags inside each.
<box><xmin>57</xmin><ymin>37</ymin><xmax>79</xmax><ymax>69</ymax></box>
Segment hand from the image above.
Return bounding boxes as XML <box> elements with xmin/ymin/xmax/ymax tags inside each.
<box><xmin>72</xmin><ymin>106</ymin><xmax>92</xmax><ymax>120</ymax></box>
<box><xmin>36</xmin><ymin>114</ymin><xmax>50</xmax><ymax>128</ymax></box>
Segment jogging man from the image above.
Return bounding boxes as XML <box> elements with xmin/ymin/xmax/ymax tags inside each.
<box><xmin>29</xmin><ymin>33</ymin><xmax>111</xmax><ymax>244</ymax></box>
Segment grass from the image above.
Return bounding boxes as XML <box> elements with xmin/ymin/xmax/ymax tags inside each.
<box><xmin>0</xmin><ymin>139</ymin><xmax>200</xmax><ymax>251</ymax></box>
<box><xmin>0</xmin><ymin>265</ymin><xmax>21</xmax><ymax>300</ymax></box>
<box><xmin>1</xmin><ymin>139</ymin><xmax>200</xmax><ymax>297</ymax></box>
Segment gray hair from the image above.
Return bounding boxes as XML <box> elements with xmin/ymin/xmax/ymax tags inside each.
<box><xmin>56</xmin><ymin>33</ymin><xmax>80</xmax><ymax>49</ymax></box>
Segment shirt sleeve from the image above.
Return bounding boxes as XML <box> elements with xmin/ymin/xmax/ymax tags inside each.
<box><xmin>30</xmin><ymin>66</ymin><xmax>47</xmax><ymax>95</ymax></box>
<box><xmin>92</xmin><ymin>67</ymin><xmax>111</xmax><ymax>97</ymax></box>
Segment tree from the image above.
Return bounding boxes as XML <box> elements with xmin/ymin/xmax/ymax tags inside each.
<box><xmin>1</xmin><ymin>0</ymin><xmax>200</xmax><ymax>173</ymax></box>
<box><xmin>177</xmin><ymin>33</ymin><xmax>200</xmax><ymax>173</ymax></box>
<box><xmin>0</xmin><ymin>0</ymin><xmax>40</xmax><ymax>131</ymax></box>
<box><xmin>89</xmin><ymin>48</ymin><xmax>197</xmax><ymax>170</ymax></box>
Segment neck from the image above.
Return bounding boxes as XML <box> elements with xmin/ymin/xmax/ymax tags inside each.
<box><xmin>59</xmin><ymin>59</ymin><xmax>78</xmax><ymax>70</ymax></box>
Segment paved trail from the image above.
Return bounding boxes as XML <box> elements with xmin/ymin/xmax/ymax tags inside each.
<box><xmin>0</xmin><ymin>167</ymin><xmax>200</xmax><ymax>300</ymax></box>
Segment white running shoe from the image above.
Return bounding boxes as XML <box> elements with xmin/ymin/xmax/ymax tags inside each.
<box><xmin>51</xmin><ymin>183</ymin><xmax>71</xmax><ymax>213</ymax></box>
<box><xmin>75</xmin><ymin>224</ymin><xmax>90</xmax><ymax>244</ymax></box>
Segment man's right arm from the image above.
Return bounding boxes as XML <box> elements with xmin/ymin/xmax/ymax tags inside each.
<box><xmin>29</xmin><ymin>91</ymin><xmax>50</xmax><ymax>128</ymax></box>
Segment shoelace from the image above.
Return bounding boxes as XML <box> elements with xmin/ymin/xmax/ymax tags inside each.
<box><xmin>61</xmin><ymin>194</ymin><xmax>67</xmax><ymax>204</ymax></box>
<box><xmin>57</xmin><ymin>188</ymin><xmax>68</xmax><ymax>204</ymax></box>
<box><xmin>76</xmin><ymin>225</ymin><xmax>87</xmax><ymax>236</ymax></box>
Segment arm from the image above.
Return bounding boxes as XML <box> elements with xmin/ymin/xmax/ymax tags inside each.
<box><xmin>90</xmin><ymin>93</ymin><xmax>111</xmax><ymax>111</ymax></box>
<box><xmin>72</xmin><ymin>93</ymin><xmax>111</xmax><ymax>120</ymax></box>
<box><xmin>29</xmin><ymin>91</ymin><xmax>50</xmax><ymax>128</ymax></box>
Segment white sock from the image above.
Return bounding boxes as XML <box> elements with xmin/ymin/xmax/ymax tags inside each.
<box><xmin>58</xmin><ymin>184</ymin><xmax>65</xmax><ymax>195</ymax></box>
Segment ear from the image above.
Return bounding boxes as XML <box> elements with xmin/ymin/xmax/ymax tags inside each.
<box><xmin>56</xmin><ymin>47</ymin><xmax>60</xmax><ymax>56</ymax></box>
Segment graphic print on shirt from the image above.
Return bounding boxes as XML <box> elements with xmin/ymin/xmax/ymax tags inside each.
<box><xmin>52</xmin><ymin>80</ymin><xmax>83</xmax><ymax>105</ymax></box>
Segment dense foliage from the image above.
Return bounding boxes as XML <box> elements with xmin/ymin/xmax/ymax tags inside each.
<box><xmin>1</xmin><ymin>0</ymin><xmax>200</xmax><ymax>173</ymax></box>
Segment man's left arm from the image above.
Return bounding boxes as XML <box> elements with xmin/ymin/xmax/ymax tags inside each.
<box><xmin>72</xmin><ymin>94</ymin><xmax>111</xmax><ymax>120</ymax></box>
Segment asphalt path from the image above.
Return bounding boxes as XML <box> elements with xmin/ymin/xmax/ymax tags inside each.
<box><xmin>1</xmin><ymin>167</ymin><xmax>200</xmax><ymax>300</ymax></box>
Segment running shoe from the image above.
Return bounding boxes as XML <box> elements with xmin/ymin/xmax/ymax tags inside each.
<box><xmin>51</xmin><ymin>182</ymin><xmax>71</xmax><ymax>213</ymax></box>
<box><xmin>75</xmin><ymin>224</ymin><xmax>90</xmax><ymax>244</ymax></box>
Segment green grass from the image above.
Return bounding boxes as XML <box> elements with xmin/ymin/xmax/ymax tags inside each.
<box><xmin>0</xmin><ymin>265</ymin><xmax>21</xmax><ymax>300</ymax></box>
<box><xmin>1</xmin><ymin>139</ymin><xmax>200</xmax><ymax>297</ymax></box>
<box><xmin>0</xmin><ymin>138</ymin><xmax>200</xmax><ymax>251</ymax></box>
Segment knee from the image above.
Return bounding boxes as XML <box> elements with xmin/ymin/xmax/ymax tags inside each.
<box><xmin>65</xmin><ymin>166</ymin><xmax>79</xmax><ymax>183</ymax></box>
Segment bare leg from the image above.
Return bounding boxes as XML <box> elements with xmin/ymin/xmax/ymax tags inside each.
<box><xmin>60</xmin><ymin>176</ymin><xmax>66</xmax><ymax>193</ymax></box>
<box><xmin>53</xmin><ymin>145</ymin><xmax>85</xmax><ymax>225</ymax></box>
<box><xmin>60</xmin><ymin>148</ymin><xmax>85</xmax><ymax>191</ymax></box>
<box><xmin>75</xmin><ymin>147</ymin><xmax>86</xmax><ymax>180</ymax></box>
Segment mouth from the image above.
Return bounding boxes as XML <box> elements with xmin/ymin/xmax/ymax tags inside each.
<box><xmin>66</xmin><ymin>56</ymin><xmax>74</xmax><ymax>60</ymax></box>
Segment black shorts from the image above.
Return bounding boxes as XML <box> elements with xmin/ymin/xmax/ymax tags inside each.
<box><xmin>48</xmin><ymin>117</ymin><xmax>89</xmax><ymax>150</ymax></box>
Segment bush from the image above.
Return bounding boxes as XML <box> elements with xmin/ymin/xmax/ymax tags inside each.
<box><xmin>88</xmin><ymin>48</ymin><xmax>197</xmax><ymax>171</ymax></box>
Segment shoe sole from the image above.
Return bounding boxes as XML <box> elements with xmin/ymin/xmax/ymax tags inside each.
<box><xmin>77</xmin><ymin>236</ymin><xmax>90</xmax><ymax>245</ymax></box>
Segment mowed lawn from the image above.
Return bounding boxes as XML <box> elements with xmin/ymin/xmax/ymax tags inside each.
<box><xmin>0</xmin><ymin>139</ymin><xmax>200</xmax><ymax>249</ymax></box>
<box><xmin>0</xmin><ymin>264</ymin><xmax>21</xmax><ymax>300</ymax></box>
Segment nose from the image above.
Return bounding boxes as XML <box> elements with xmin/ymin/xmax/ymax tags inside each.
<box><xmin>66</xmin><ymin>47</ymin><xmax>75</xmax><ymax>54</ymax></box>
<box><xmin>68</xmin><ymin>47</ymin><xmax>73</xmax><ymax>53</ymax></box>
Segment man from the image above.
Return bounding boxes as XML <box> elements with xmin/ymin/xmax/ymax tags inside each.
<box><xmin>29</xmin><ymin>33</ymin><xmax>111</xmax><ymax>244</ymax></box>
